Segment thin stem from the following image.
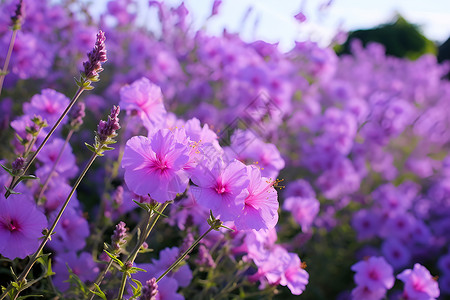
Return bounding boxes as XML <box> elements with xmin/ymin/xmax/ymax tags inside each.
<box><xmin>22</xmin><ymin>127</ymin><xmax>43</xmax><ymax>160</ymax></box>
<box><xmin>88</xmin><ymin>259</ymin><xmax>114</xmax><ymax>300</ymax></box>
<box><xmin>5</xmin><ymin>86</ymin><xmax>85</xmax><ymax>198</ymax></box>
<box><xmin>0</xmin><ymin>29</ymin><xmax>18</xmax><ymax>96</ymax></box>
<box><xmin>0</xmin><ymin>152</ymin><xmax>98</xmax><ymax>300</ymax></box>
<box><xmin>115</xmin><ymin>202</ymin><xmax>170</xmax><ymax>300</ymax></box>
<box><xmin>36</xmin><ymin>129</ymin><xmax>74</xmax><ymax>202</ymax></box>
<box><xmin>156</xmin><ymin>225</ymin><xmax>215</xmax><ymax>283</ymax></box>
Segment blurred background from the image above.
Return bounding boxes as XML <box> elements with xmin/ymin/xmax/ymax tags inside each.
<box><xmin>84</xmin><ymin>0</ymin><xmax>450</xmax><ymax>63</ymax></box>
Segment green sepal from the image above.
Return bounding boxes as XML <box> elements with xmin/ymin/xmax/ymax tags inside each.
<box><xmin>0</xmin><ymin>164</ymin><xmax>14</xmax><ymax>176</ymax></box>
<box><xmin>101</xmin><ymin>145</ymin><xmax>115</xmax><ymax>151</ymax></box>
<box><xmin>85</xmin><ymin>142</ymin><xmax>96</xmax><ymax>154</ymax></box>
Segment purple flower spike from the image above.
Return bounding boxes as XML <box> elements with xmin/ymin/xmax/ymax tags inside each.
<box><xmin>139</xmin><ymin>278</ymin><xmax>158</xmax><ymax>300</ymax></box>
<box><xmin>111</xmin><ymin>221</ymin><xmax>127</xmax><ymax>252</ymax></box>
<box><xmin>69</xmin><ymin>102</ymin><xmax>86</xmax><ymax>130</ymax></box>
<box><xmin>82</xmin><ymin>30</ymin><xmax>107</xmax><ymax>82</ymax></box>
<box><xmin>11</xmin><ymin>0</ymin><xmax>25</xmax><ymax>29</ymax></box>
<box><xmin>11</xmin><ymin>156</ymin><xmax>25</xmax><ymax>175</ymax></box>
<box><xmin>97</xmin><ymin>105</ymin><xmax>120</xmax><ymax>142</ymax></box>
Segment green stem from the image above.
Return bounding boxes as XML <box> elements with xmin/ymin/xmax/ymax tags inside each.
<box><xmin>0</xmin><ymin>29</ymin><xmax>18</xmax><ymax>96</ymax></box>
<box><xmin>0</xmin><ymin>152</ymin><xmax>98</xmax><ymax>300</ymax></box>
<box><xmin>115</xmin><ymin>202</ymin><xmax>170</xmax><ymax>300</ymax></box>
<box><xmin>5</xmin><ymin>86</ymin><xmax>85</xmax><ymax>198</ymax></box>
<box><xmin>37</xmin><ymin>129</ymin><xmax>74</xmax><ymax>202</ymax></box>
<box><xmin>156</xmin><ymin>225</ymin><xmax>215</xmax><ymax>283</ymax></box>
<box><xmin>88</xmin><ymin>259</ymin><xmax>114</xmax><ymax>300</ymax></box>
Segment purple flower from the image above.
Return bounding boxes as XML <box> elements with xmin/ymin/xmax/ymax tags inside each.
<box><xmin>351</xmin><ymin>209</ymin><xmax>382</xmax><ymax>241</ymax></box>
<box><xmin>135</xmin><ymin>247</ymin><xmax>192</xmax><ymax>289</ymax></box>
<box><xmin>351</xmin><ymin>257</ymin><xmax>394</xmax><ymax>293</ymax></box>
<box><xmin>235</xmin><ymin>165</ymin><xmax>279</xmax><ymax>231</ymax></box>
<box><xmin>351</xmin><ymin>285</ymin><xmax>387</xmax><ymax>300</ymax></box>
<box><xmin>97</xmin><ymin>105</ymin><xmax>120</xmax><ymax>142</ymax></box>
<box><xmin>139</xmin><ymin>277</ymin><xmax>158</xmax><ymax>300</ymax></box>
<box><xmin>23</xmin><ymin>89</ymin><xmax>70</xmax><ymax>128</ymax></box>
<box><xmin>119</xmin><ymin>77</ymin><xmax>167</xmax><ymax>132</ymax></box>
<box><xmin>53</xmin><ymin>251</ymin><xmax>99</xmax><ymax>292</ymax></box>
<box><xmin>36</xmin><ymin>137</ymin><xmax>78</xmax><ymax>179</ymax></box>
<box><xmin>397</xmin><ymin>263</ymin><xmax>440</xmax><ymax>300</ymax></box>
<box><xmin>82</xmin><ymin>30</ymin><xmax>107</xmax><ymax>81</ymax></box>
<box><xmin>111</xmin><ymin>221</ymin><xmax>127</xmax><ymax>252</ymax></box>
<box><xmin>283</xmin><ymin>196</ymin><xmax>319</xmax><ymax>232</ymax></box>
<box><xmin>49</xmin><ymin>207</ymin><xmax>89</xmax><ymax>252</ymax></box>
<box><xmin>122</xmin><ymin>129</ymin><xmax>190</xmax><ymax>202</ymax></box>
<box><xmin>190</xmin><ymin>159</ymin><xmax>249</xmax><ymax>222</ymax></box>
<box><xmin>381</xmin><ymin>238</ymin><xmax>411</xmax><ymax>270</ymax></box>
<box><xmin>0</xmin><ymin>194</ymin><xmax>47</xmax><ymax>259</ymax></box>
<box><xmin>68</xmin><ymin>101</ymin><xmax>86</xmax><ymax>130</ymax></box>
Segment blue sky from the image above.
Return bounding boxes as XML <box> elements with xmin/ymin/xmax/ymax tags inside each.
<box><xmin>94</xmin><ymin>0</ymin><xmax>450</xmax><ymax>51</ymax></box>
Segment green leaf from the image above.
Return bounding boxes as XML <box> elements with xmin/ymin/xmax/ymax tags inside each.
<box><xmin>0</xmin><ymin>164</ymin><xmax>14</xmax><ymax>176</ymax></box>
<box><xmin>84</xmin><ymin>85</ymin><xmax>94</xmax><ymax>90</ymax></box>
<box><xmin>16</xmin><ymin>175</ymin><xmax>38</xmax><ymax>184</ymax></box>
<box><xmin>17</xmin><ymin>295</ymin><xmax>44</xmax><ymax>299</ymax></box>
<box><xmin>85</xmin><ymin>143</ymin><xmax>96</xmax><ymax>153</ymax></box>
<box><xmin>4</xmin><ymin>186</ymin><xmax>21</xmax><ymax>195</ymax></box>
<box><xmin>101</xmin><ymin>145</ymin><xmax>115</xmax><ymax>151</ymax></box>
<box><xmin>91</xmin><ymin>283</ymin><xmax>107</xmax><ymax>300</ymax></box>
<box><xmin>132</xmin><ymin>200</ymin><xmax>150</xmax><ymax>211</ymax></box>
<box><xmin>130</xmin><ymin>278</ymin><xmax>142</xmax><ymax>298</ymax></box>
<box><xmin>128</xmin><ymin>267</ymin><xmax>146</xmax><ymax>274</ymax></box>
<box><xmin>103</xmin><ymin>250</ymin><xmax>124</xmax><ymax>267</ymax></box>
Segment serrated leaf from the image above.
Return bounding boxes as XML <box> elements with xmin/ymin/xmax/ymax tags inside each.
<box><xmin>91</xmin><ymin>283</ymin><xmax>107</xmax><ymax>300</ymax></box>
<box><xmin>0</xmin><ymin>164</ymin><xmax>14</xmax><ymax>176</ymax></box>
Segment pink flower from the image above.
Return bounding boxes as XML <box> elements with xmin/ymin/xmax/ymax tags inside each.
<box><xmin>397</xmin><ymin>263</ymin><xmax>440</xmax><ymax>300</ymax></box>
<box><xmin>235</xmin><ymin>165</ymin><xmax>279</xmax><ymax>231</ymax></box>
<box><xmin>0</xmin><ymin>194</ymin><xmax>47</xmax><ymax>259</ymax></box>
<box><xmin>351</xmin><ymin>257</ymin><xmax>394</xmax><ymax>293</ymax></box>
<box><xmin>190</xmin><ymin>159</ymin><xmax>249</xmax><ymax>222</ymax></box>
<box><xmin>53</xmin><ymin>251</ymin><xmax>99</xmax><ymax>292</ymax></box>
<box><xmin>23</xmin><ymin>89</ymin><xmax>70</xmax><ymax>128</ymax></box>
<box><xmin>119</xmin><ymin>77</ymin><xmax>166</xmax><ymax>132</ymax></box>
<box><xmin>283</xmin><ymin>196</ymin><xmax>319</xmax><ymax>232</ymax></box>
<box><xmin>122</xmin><ymin>129</ymin><xmax>190</xmax><ymax>203</ymax></box>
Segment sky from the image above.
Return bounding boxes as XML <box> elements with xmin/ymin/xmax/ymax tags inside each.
<box><xmin>93</xmin><ymin>0</ymin><xmax>450</xmax><ymax>51</ymax></box>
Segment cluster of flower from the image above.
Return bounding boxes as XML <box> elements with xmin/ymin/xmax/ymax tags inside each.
<box><xmin>1</xmin><ymin>0</ymin><xmax>449</xmax><ymax>299</ymax></box>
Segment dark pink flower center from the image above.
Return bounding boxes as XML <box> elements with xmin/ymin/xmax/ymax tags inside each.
<box><xmin>215</xmin><ymin>183</ymin><xmax>228</xmax><ymax>194</ymax></box>
<box><xmin>149</xmin><ymin>155</ymin><xmax>170</xmax><ymax>173</ymax></box>
<box><xmin>7</xmin><ymin>219</ymin><xmax>20</xmax><ymax>232</ymax></box>
<box><xmin>368</xmin><ymin>269</ymin><xmax>380</xmax><ymax>281</ymax></box>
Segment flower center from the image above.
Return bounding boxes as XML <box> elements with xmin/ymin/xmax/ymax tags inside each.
<box><xmin>215</xmin><ymin>183</ymin><xmax>227</xmax><ymax>194</ymax></box>
<box><xmin>7</xmin><ymin>219</ymin><xmax>20</xmax><ymax>232</ymax></box>
<box><xmin>368</xmin><ymin>269</ymin><xmax>380</xmax><ymax>281</ymax></box>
